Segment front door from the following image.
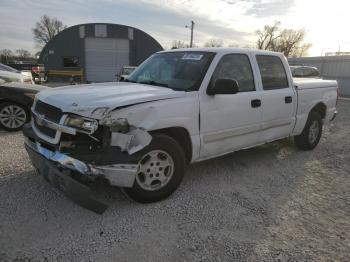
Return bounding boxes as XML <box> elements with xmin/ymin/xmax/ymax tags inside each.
<box><xmin>199</xmin><ymin>53</ymin><xmax>262</xmax><ymax>159</ymax></box>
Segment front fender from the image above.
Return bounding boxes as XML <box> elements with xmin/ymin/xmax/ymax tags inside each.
<box><xmin>101</xmin><ymin>93</ymin><xmax>199</xmax><ymax>136</ymax></box>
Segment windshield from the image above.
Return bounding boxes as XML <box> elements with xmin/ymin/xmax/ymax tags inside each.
<box><xmin>127</xmin><ymin>51</ymin><xmax>215</xmax><ymax>91</ymax></box>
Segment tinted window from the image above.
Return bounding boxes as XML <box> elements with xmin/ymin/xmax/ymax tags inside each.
<box><xmin>0</xmin><ymin>63</ymin><xmax>19</xmax><ymax>73</ymax></box>
<box><xmin>310</xmin><ymin>68</ymin><xmax>320</xmax><ymax>77</ymax></box>
<box><xmin>256</xmin><ymin>55</ymin><xmax>289</xmax><ymax>90</ymax></box>
<box><xmin>211</xmin><ymin>54</ymin><xmax>255</xmax><ymax>92</ymax></box>
<box><xmin>63</xmin><ymin>57</ymin><xmax>79</xmax><ymax>68</ymax></box>
<box><xmin>293</xmin><ymin>68</ymin><xmax>304</xmax><ymax>77</ymax></box>
<box><xmin>6</xmin><ymin>63</ymin><xmax>34</xmax><ymax>71</ymax></box>
<box><xmin>303</xmin><ymin>67</ymin><xmax>319</xmax><ymax>77</ymax></box>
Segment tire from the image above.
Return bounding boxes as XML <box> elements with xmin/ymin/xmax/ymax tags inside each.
<box><xmin>294</xmin><ymin>111</ymin><xmax>323</xmax><ymax>150</ymax></box>
<box><xmin>123</xmin><ymin>134</ymin><xmax>186</xmax><ymax>203</ymax></box>
<box><xmin>0</xmin><ymin>102</ymin><xmax>29</xmax><ymax>132</ymax></box>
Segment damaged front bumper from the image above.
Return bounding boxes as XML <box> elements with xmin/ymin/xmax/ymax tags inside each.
<box><xmin>23</xmin><ymin>124</ymin><xmax>140</xmax><ymax>213</ymax></box>
<box><xmin>24</xmin><ymin>137</ymin><xmax>138</xmax><ymax>187</ymax></box>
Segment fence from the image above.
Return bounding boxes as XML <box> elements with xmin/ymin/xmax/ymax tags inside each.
<box><xmin>47</xmin><ymin>69</ymin><xmax>84</xmax><ymax>83</ymax></box>
<box><xmin>288</xmin><ymin>56</ymin><xmax>350</xmax><ymax>96</ymax></box>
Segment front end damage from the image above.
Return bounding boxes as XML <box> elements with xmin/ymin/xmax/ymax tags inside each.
<box><xmin>23</xmin><ymin>101</ymin><xmax>152</xmax><ymax>213</ymax></box>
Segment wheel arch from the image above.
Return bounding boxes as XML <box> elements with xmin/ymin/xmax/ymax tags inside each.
<box><xmin>0</xmin><ymin>98</ymin><xmax>28</xmax><ymax>108</ymax></box>
<box><xmin>150</xmin><ymin>127</ymin><xmax>193</xmax><ymax>165</ymax></box>
<box><xmin>310</xmin><ymin>102</ymin><xmax>327</xmax><ymax>120</ymax></box>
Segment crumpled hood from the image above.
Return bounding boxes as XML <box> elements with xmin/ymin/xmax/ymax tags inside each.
<box><xmin>36</xmin><ymin>82</ymin><xmax>186</xmax><ymax>119</ymax></box>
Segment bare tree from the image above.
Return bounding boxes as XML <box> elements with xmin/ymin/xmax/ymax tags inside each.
<box><xmin>171</xmin><ymin>40</ymin><xmax>188</xmax><ymax>49</ymax></box>
<box><xmin>256</xmin><ymin>21</ymin><xmax>281</xmax><ymax>50</ymax></box>
<box><xmin>0</xmin><ymin>49</ymin><xmax>13</xmax><ymax>63</ymax></box>
<box><xmin>15</xmin><ymin>49</ymin><xmax>32</xmax><ymax>58</ymax></box>
<box><xmin>204</xmin><ymin>38</ymin><xmax>224</xmax><ymax>47</ymax></box>
<box><xmin>256</xmin><ymin>21</ymin><xmax>311</xmax><ymax>57</ymax></box>
<box><xmin>0</xmin><ymin>49</ymin><xmax>13</xmax><ymax>57</ymax></box>
<box><xmin>32</xmin><ymin>15</ymin><xmax>67</xmax><ymax>47</ymax></box>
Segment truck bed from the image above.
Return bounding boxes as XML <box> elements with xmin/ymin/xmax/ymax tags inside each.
<box><xmin>293</xmin><ymin>78</ymin><xmax>338</xmax><ymax>89</ymax></box>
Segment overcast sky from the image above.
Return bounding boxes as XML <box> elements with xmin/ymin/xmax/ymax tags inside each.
<box><xmin>0</xmin><ymin>0</ymin><xmax>348</xmax><ymax>56</ymax></box>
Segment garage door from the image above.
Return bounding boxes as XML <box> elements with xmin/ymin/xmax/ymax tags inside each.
<box><xmin>85</xmin><ymin>38</ymin><xmax>129</xmax><ymax>82</ymax></box>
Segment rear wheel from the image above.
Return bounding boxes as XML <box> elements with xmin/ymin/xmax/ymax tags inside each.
<box><xmin>0</xmin><ymin>102</ymin><xmax>29</xmax><ymax>131</ymax></box>
<box><xmin>123</xmin><ymin>134</ymin><xmax>186</xmax><ymax>203</ymax></box>
<box><xmin>294</xmin><ymin>112</ymin><xmax>323</xmax><ymax>150</ymax></box>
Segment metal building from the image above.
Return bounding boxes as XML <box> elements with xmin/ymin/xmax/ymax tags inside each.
<box><xmin>38</xmin><ymin>23</ymin><xmax>163</xmax><ymax>82</ymax></box>
<box><xmin>289</xmin><ymin>56</ymin><xmax>350</xmax><ymax>96</ymax></box>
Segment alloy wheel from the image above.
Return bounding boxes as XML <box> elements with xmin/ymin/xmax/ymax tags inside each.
<box><xmin>308</xmin><ymin>120</ymin><xmax>319</xmax><ymax>144</ymax></box>
<box><xmin>0</xmin><ymin>105</ymin><xmax>27</xmax><ymax>130</ymax></box>
<box><xmin>136</xmin><ymin>150</ymin><xmax>175</xmax><ymax>191</ymax></box>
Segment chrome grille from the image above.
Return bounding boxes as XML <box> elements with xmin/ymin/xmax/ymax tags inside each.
<box><xmin>35</xmin><ymin>100</ymin><xmax>63</xmax><ymax>123</ymax></box>
<box><xmin>32</xmin><ymin>114</ymin><xmax>56</xmax><ymax>138</ymax></box>
<box><xmin>32</xmin><ymin>100</ymin><xmax>63</xmax><ymax>141</ymax></box>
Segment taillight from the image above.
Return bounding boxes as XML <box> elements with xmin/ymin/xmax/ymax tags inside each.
<box><xmin>32</xmin><ymin>66</ymin><xmax>39</xmax><ymax>74</ymax></box>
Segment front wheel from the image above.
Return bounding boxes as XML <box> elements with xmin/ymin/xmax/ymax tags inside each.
<box><xmin>294</xmin><ymin>112</ymin><xmax>323</xmax><ymax>150</ymax></box>
<box><xmin>123</xmin><ymin>134</ymin><xmax>186</xmax><ymax>203</ymax></box>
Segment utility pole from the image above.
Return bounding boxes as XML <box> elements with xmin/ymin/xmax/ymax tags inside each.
<box><xmin>186</xmin><ymin>21</ymin><xmax>195</xmax><ymax>48</ymax></box>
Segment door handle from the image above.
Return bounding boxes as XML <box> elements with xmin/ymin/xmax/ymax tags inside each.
<box><xmin>251</xmin><ymin>99</ymin><xmax>261</xmax><ymax>108</ymax></box>
<box><xmin>285</xmin><ymin>96</ymin><xmax>292</xmax><ymax>103</ymax></box>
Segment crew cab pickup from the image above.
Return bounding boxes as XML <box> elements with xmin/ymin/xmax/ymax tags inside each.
<box><xmin>23</xmin><ymin>48</ymin><xmax>338</xmax><ymax>212</ymax></box>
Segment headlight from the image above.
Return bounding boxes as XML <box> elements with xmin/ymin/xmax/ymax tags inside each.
<box><xmin>65</xmin><ymin>115</ymin><xmax>98</xmax><ymax>133</ymax></box>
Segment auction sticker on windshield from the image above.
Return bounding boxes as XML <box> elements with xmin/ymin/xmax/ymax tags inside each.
<box><xmin>181</xmin><ymin>53</ymin><xmax>203</xmax><ymax>60</ymax></box>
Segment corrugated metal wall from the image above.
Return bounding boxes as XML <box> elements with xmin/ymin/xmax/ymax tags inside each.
<box><xmin>38</xmin><ymin>23</ymin><xmax>163</xmax><ymax>82</ymax></box>
<box><xmin>289</xmin><ymin>56</ymin><xmax>350</xmax><ymax>96</ymax></box>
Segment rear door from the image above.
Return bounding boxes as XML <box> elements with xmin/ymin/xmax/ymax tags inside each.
<box><xmin>255</xmin><ymin>54</ymin><xmax>296</xmax><ymax>141</ymax></box>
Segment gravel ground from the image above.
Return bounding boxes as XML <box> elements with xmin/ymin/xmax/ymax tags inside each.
<box><xmin>0</xmin><ymin>101</ymin><xmax>349</xmax><ymax>261</ymax></box>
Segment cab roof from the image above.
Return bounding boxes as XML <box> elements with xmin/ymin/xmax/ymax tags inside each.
<box><xmin>158</xmin><ymin>47</ymin><xmax>284</xmax><ymax>57</ymax></box>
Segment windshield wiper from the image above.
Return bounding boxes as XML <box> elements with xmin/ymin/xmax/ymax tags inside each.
<box><xmin>122</xmin><ymin>79</ymin><xmax>136</xmax><ymax>83</ymax></box>
<box><xmin>139</xmin><ymin>80</ymin><xmax>168</xmax><ymax>88</ymax></box>
<box><xmin>128</xmin><ymin>80</ymin><xmax>183</xmax><ymax>91</ymax></box>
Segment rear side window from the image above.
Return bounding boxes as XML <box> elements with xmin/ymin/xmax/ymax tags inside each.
<box><xmin>211</xmin><ymin>54</ymin><xmax>255</xmax><ymax>92</ymax></box>
<box><xmin>256</xmin><ymin>55</ymin><xmax>289</xmax><ymax>90</ymax></box>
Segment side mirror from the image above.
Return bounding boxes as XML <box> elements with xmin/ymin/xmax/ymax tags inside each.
<box><xmin>207</xmin><ymin>78</ymin><xmax>239</xmax><ymax>95</ymax></box>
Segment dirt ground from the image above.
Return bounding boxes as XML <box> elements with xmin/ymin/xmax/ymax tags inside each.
<box><xmin>0</xmin><ymin>100</ymin><xmax>349</xmax><ymax>261</ymax></box>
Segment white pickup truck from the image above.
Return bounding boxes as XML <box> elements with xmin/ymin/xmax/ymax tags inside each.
<box><xmin>23</xmin><ymin>48</ymin><xmax>338</xmax><ymax>212</ymax></box>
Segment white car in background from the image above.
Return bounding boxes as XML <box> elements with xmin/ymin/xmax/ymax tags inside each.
<box><xmin>0</xmin><ymin>63</ymin><xmax>33</xmax><ymax>83</ymax></box>
<box><xmin>116</xmin><ymin>66</ymin><xmax>137</xmax><ymax>81</ymax></box>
